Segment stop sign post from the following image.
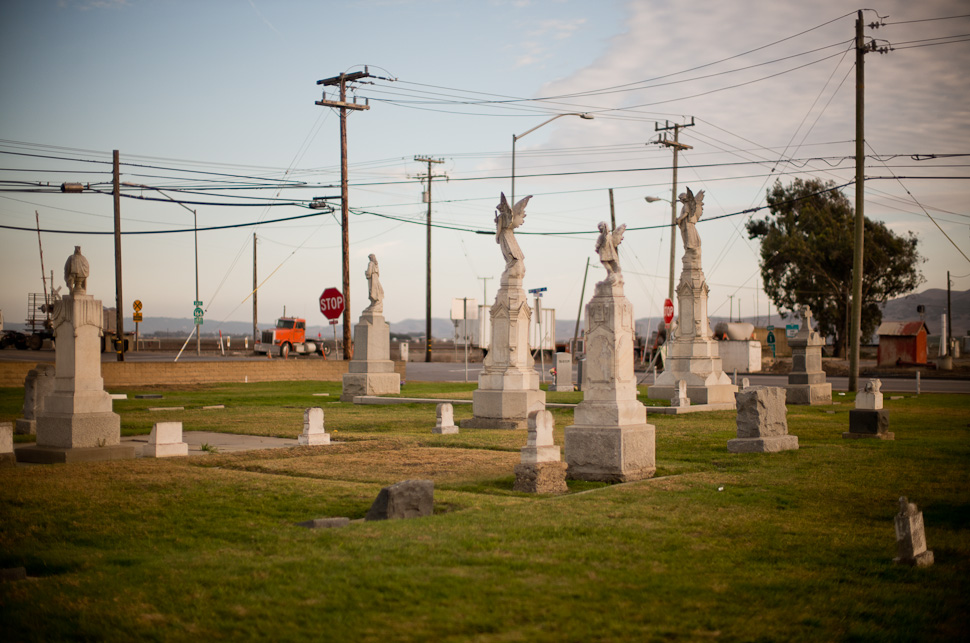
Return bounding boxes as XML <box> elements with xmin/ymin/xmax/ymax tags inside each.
<box><xmin>320</xmin><ymin>288</ymin><xmax>345</xmax><ymax>359</ymax></box>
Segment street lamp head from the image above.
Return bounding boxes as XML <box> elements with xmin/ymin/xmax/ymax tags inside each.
<box><xmin>645</xmin><ymin>196</ymin><xmax>665</xmax><ymax>203</ymax></box>
<box><xmin>579</xmin><ymin>113</ymin><xmax>594</xmax><ymax>120</ymax></box>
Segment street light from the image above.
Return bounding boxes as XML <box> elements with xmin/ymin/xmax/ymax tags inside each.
<box><xmin>122</xmin><ymin>182</ymin><xmax>201</xmax><ymax>356</ymax></box>
<box><xmin>511</xmin><ymin>112</ymin><xmax>594</xmax><ymax>204</ymax></box>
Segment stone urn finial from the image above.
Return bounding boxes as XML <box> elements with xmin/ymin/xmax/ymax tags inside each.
<box><xmin>64</xmin><ymin>246</ymin><xmax>90</xmax><ymax>296</ymax></box>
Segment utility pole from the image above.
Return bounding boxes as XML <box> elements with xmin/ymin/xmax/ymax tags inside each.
<box><xmin>112</xmin><ymin>150</ymin><xmax>124</xmax><ymax>362</ymax></box>
<box><xmin>947</xmin><ymin>270</ymin><xmax>952</xmax><ymax>354</ymax></box>
<box><xmin>316</xmin><ymin>67</ymin><xmax>372</xmax><ymax>359</ymax></box>
<box><xmin>252</xmin><ymin>233</ymin><xmax>258</xmax><ymax>348</ymax></box>
<box><xmin>608</xmin><ymin>188</ymin><xmax>616</xmax><ymax>230</ymax></box>
<box><xmin>414</xmin><ymin>156</ymin><xmax>446</xmax><ymax>363</ymax></box>
<box><xmin>654</xmin><ymin>118</ymin><xmax>695</xmax><ymax>302</ymax></box>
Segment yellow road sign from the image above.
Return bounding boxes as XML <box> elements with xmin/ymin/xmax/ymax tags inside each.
<box><xmin>133</xmin><ymin>299</ymin><xmax>143</xmax><ymax>312</ymax></box>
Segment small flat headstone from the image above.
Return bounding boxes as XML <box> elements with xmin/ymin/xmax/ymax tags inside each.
<box><xmin>135</xmin><ymin>394</ymin><xmax>164</xmax><ymax>400</ymax></box>
<box><xmin>144</xmin><ymin>421</ymin><xmax>189</xmax><ymax>458</ymax></box>
<box><xmin>894</xmin><ymin>497</ymin><xmax>934</xmax><ymax>566</ymax></box>
<box><xmin>299</xmin><ymin>407</ymin><xmax>330</xmax><ymax>446</ymax></box>
<box><xmin>297</xmin><ymin>517</ymin><xmax>350</xmax><ymax>529</ymax></box>
<box><xmin>365</xmin><ymin>480</ymin><xmax>434</xmax><ymax>521</ymax></box>
<box><xmin>890</xmin><ymin>396</ymin><xmax>904</xmax><ymax>400</ymax></box>
<box><xmin>202</xmin><ymin>405</ymin><xmax>225</xmax><ymax>410</ymax></box>
<box><xmin>148</xmin><ymin>406</ymin><xmax>184</xmax><ymax>412</ymax></box>
<box><xmin>312</xmin><ymin>393</ymin><xmax>331</xmax><ymax>397</ymax></box>
<box><xmin>108</xmin><ymin>394</ymin><xmax>128</xmax><ymax>400</ymax></box>
<box><xmin>433</xmin><ymin>403</ymin><xmax>458</xmax><ymax>435</ymax></box>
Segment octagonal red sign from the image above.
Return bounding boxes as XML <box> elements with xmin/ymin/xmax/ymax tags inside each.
<box><xmin>319</xmin><ymin>287</ymin><xmax>345</xmax><ymax>320</ymax></box>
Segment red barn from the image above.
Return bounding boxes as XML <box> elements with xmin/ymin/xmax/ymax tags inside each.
<box><xmin>877</xmin><ymin>321</ymin><xmax>930</xmax><ymax>366</ymax></box>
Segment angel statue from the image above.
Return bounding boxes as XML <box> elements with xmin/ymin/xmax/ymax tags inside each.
<box><xmin>495</xmin><ymin>192</ymin><xmax>532</xmax><ymax>281</ymax></box>
<box><xmin>364</xmin><ymin>253</ymin><xmax>383</xmax><ymax>313</ymax></box>
<box><xmin>676</xmin><ymin>187</ymin><xmax>705</xmax><ymax>256</ymax></box>
<box><xmin>595</xmin><ymin>221</ymin><xmax>627</xmax><ymax>285</ymax></box>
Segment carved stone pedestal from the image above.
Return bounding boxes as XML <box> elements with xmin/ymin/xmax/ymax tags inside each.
<box><xmin>462</xmin><ymin>278</ymin><xmax>545</xmax><ymax>430</ymax></box>
<box><xmin>16</xmin><ymin>249</ymin><xmax>133</xmax><ymax>465</ymax></box>
<box><xmin>565</xmin><ymin>280</ymin><xmax>655</xmax><ymax>482</ymax></box>
<box><xmin>341</xmin><ymin>310</ymin><xmax>400</xmax><ymax>401</ymax></box>
<box><xmin>649</xmin><ymin>252</ymin><xmax>736</xmax><ymax>404</ymax></box>
<box><xmin>786</xmin><ymin>307</ymin><xmax>832</xmax><ymax>405</ymax></box>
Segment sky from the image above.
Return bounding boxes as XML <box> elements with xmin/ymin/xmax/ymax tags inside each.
<box><xmin>1</xmin><ymin>0</ymin><xmax>968</xmax><ymax>340</ymax></box>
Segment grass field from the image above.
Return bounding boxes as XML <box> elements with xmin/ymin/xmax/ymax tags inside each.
<box><xmin>1</xmin><ymin>381</ymin><xmax>968</xmax><ymax>641</ymax></box>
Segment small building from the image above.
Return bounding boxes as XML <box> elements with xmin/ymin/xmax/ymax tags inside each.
<box><xmin>877</xmin><ymin>321</ymin><xmax>930</xmax><ymax>366</ymax></box>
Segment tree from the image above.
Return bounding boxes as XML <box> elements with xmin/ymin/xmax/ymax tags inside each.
<box><xmin>747</xmin><ymin>178</ymin><xmax>924</xmax><ymax>357</ymax></box>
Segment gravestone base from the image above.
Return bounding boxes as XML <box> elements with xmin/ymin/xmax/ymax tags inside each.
<box><xmin>727</xmin><ymin>435</ymin><xmax>799</xmax><ymax>453</ymax></box>
<box><xmin>432</xmin><ymin>425</ymin><xmax>459</xmax><ymax>435</ymax></box>
<box><xmin>786</xmin><ymin>383</ymin><xmax>832</xmax><ymax>405</ymax></box>
<box><xmin>564</xmin><ymin>424</ymin><xmax>655</xmax><ymax>482</ymax></box>
<box><xmin>894</xmin><ymin>550</ymin><xmax>935</xmax><ymax>567</ymax></box>
<box><xmin>144</xmin><ymin>442</ymin><xmax>189</xmax><ymax>457</ymax></box>
<box><xmin>341</xmin><ymin>370</ymin><xmax>400</xmax><ymax>402</ymax></box>
<box><xmin>461</xmin><ymin>388</ymin><xmax>545</xmax><ymax>430</ymax></box>
<box><xmin>33</xmin><ymin>411</ymin><xmax>122</xmax><ymax>450</ymax></box>
<box><xmin>16</xmin><ymin>443</ymin><xmax>136</xmax><ymax>464</ymax></box>
<box><xmin>513</xmin><ymin>461</ymin><xmax>568</xmax><ymax>493</ymax></box>
<box><xmin>15</xmin><ymin>419</ymin><xmax>36</xmax><ymax>436</ymax></box>
<box><xmin>843</xmin><ymin>409</ymin><xmax>894</xmax><ymax>440</ymax></box>
<box><xmin>0</xmin><ymin>452</ymin><xmax>15</xmax><ymax>468</ymax></box>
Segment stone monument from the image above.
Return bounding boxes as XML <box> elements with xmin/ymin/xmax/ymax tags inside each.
<box><xmin>433</xmin><ymin>403</ymin><xmax>459</xmax><ymax>435</ymax></box>
<box><xmin>727</xmin><ymin>386</ymin><xmax>799</xmax><ymax>453</ymax></box>
<box><xmin>649</xmin><ymin>189</ymin><xmax>737</xmax><ymax>404</ymax></box>
<box><xmin>844</xmin><ymin>378</ymin><xmax>893</xmax><ymax>440</ymax></box>
<box><xmin>893</xmin><ymin>497</ymin><xmax>934</xmax><ymax>566</ymax></box>
<box><xmin>144</xmin><ymin>421</ymin><xmax>189</xmax><ymax>458</ymax></box>
<box><xmin>786</xmin><ymin>306</ymin><xmax>832</xmax><ymax>404</ymax></box>
<box><xmin>0</xmin><ymin>422</ymin><xmax>14</xmax><ymax>468</ymax></box>
<box><xmin>365</xmin><ymin>480</ymin><xmax>434</xmax><ymax>521</ymax></box>
<box><xmin>564</xmin><ymin>222</ymin><xmax>656</xmax><ymax>482</ymax></box>
<box><xmin>462</xmin><ymin>194</ymin><xmax>545</xmax><ymax>429</ymax></box>
<box><xmin>16</xmin><ymin>363</ymin><xmax>55</xmax><ymax>435</ymax></box>
<box><xmin>341</xmin><ymin>254</ymin><xmax>400</xmax><ymax>401</ymax></box>
<box><xmin>16</xmin><ymin>247</ymin><xmax>134</xmax><ymax>464</ymax></box>
<box><xmin>551</xmin><ymin>352</ymin><xmax>573</xmax><ymax>392</ymax></box>
<box><xmin>514</xmin><ymin>410</ymin><xmax>567</xmax><ymax>493</ymax></box>
<box><xmin>298</xmin><ymin>407</ymin><xmax>330</xmax><ymax>445</ymax></box>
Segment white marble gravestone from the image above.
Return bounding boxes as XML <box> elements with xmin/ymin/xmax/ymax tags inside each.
<box><xmin>298</xmin><ymin>407</ymin><xmax>330</xmax><ymax>445</ymax></box>
<box><xmin>514</xmin><ymin>410</ymin><xmax>567</xmax><ymax>493</ymax></box>
<box><xmin>649</xmin><ymin>189</ymin><xmax>737</xmax><ymax>405</ymax></box>
<box><xmin>0</xmin><ymin>422</ymin><xmax>14</xmax><ymax>468</ymax></box>
<box><xmin>433</xmin><ymin>403</ymin><xmax>459</xmax><ymax>435</ymax></box>
<box><xmin>16</xmin><ymin>363</ymin><xmax>55</xmax><ymax>435</ymax></box>
<box><xmin>144</xmin><ymin>421</ymin><xmax>189</xmax><ymax>458</ymax></box>
<box><xmin>16</xmin><ymin>247</ymin><xmax>134</xmax><ymax>464</ymax></box>
<box><xmin>341</xmin><ymin>254</ymin><xmax>400</xmax><ymax>401</ymax></box>
<box><xmin>786</xmin><ymin>306</ymin><xmax>832</xmax><ymax>405</ymax></box>
<box><xmin>462</xmin><ymin>195</ymin><xmax>545</xmax><ymax>430</ymax></box>
<box><xmin>564</xmin><ymin>222</ymin><xmax>655</xmax><ymax>482</ymax></box>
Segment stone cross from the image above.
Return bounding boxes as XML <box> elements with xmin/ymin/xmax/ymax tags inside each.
<box><xmin>856</xmin><ymin>379</ymin><xmax>884</xmax><ymax>410</ymax></box>
<box><xmin>671</xmin><ymin>380</ymin><xmax>690</xmax><ymax>407</ymax></box>
<box><xmin>894</xmin><ymin>497</ymin><xmax>934</xmax><ymax>566</ymax></box>
<box><xmin>433</xmin><ymin>403</ymin><xmax>459</xmax><ymax>435</ymax></box>
<box><xmin>521</xmin><ymin>410</ymin><xmax>560</xmax><ymax>463</ymax></box>
<box><xmin>299</xmin><ymin>407</ymin><xmax>330</xmax><ymax>446</ymax></box>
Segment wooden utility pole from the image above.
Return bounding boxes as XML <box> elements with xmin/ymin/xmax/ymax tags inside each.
<box><xmin>848</xmin><ymin>11</ymin><xmax>866</xmax><ymax>392</ymax></box>
<box><xmin>113</xmin><ymin>150</ymin><xmax>125</xmax><ymax>362</ymax></box>
<box><xmin>252</xmin><ymin>233</ymin><xmax>258</xmax><ymax>347</ymax></box>
<box><xmin>316</xmin><ymin>67</ymin><xmax>372</xmax><ymax>359</ymax></box>
<box><xmin>414</xmin><ymin>156</ymin><xmax>446</xmax><ymax>362</ymax></box>
<box><xmin>655</xmin><ymin>118</ymin><xmax>694</xmax><ymax>302</ymax></box>
<box><xmin>608</xmin><ymin>188</ymin><xmax>616</xmax><ymax>230</ymax></box>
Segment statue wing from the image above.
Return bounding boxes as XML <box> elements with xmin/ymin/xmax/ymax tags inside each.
<box><xmin>511</xmin><ymin>195</ymin><xmax>532</xmax><ymax>228</ymax></box>
<box><xmin>612</xmin><ymin>223</ymin><xmax>627</xmax><ymax>248</ymax></box>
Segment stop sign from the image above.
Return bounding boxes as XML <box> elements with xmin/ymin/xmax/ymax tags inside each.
<box><xmin>663</xmin><ymin>298</ymin><xmax>675</xmax><ymax>324</ymax></box>
<box><xmin>319</xmin><ymin>287</ymin><xmax>345</xmax><ymax>320</ymax></box>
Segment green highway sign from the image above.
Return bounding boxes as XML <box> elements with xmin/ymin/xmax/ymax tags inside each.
<box><xmin>193</xmin><ymin>306</ymin><xmax>204</xmax><ymax>325</ymax></box>
<box><xmin>194</xmin><ymin>300</ymin><xmax>203</xmax><ymax>306</ymax></box>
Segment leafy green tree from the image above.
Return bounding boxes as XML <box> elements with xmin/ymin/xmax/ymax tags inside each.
<box><xmin>746</xmin><ymin>178</ymin><xmax>924</xmax><ymax>357</ymax></box>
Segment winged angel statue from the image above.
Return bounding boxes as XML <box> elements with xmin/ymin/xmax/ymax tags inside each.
<box><xmin>676</xmin><ymin>187</ymin><xmax>705</xmax><ymax>257</ymax></box>
<box><xmin>495</xmin><ymin>193</ymin><xmax>532</xmax><ymax>281</ymax></box>
<box><xmin>595</xmin><ymin>221</ymin><xmax>627</xmax><ymax>285</ymax></box>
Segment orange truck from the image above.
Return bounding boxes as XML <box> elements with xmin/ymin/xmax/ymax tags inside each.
<box><xmin>254</xmin><ymin>317</ymin><xmax>324</xmax><ymax>358</ymax></box>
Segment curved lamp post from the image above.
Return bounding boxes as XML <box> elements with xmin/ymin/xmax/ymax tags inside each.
<box><xmin>511</xmin><ymin>112</ymin><xmax>594</xmax><ymax>204</ymax></box>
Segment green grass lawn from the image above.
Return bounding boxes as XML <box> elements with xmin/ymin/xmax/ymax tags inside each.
<box><xmin>1</xmin><ymin>382</ymin><xmax>967</xmax><ymax>641</ymax></box>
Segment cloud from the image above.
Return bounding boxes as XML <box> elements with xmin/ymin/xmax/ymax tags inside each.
<box><xmin>513</xmin><ymin>17</ymin><xmax>588</xmax><ymax>68</ymax></box>
<box><xmin>57</xmin><ymin>0</ymin><xmax>129</xmax><ymax>9</ymax></box>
